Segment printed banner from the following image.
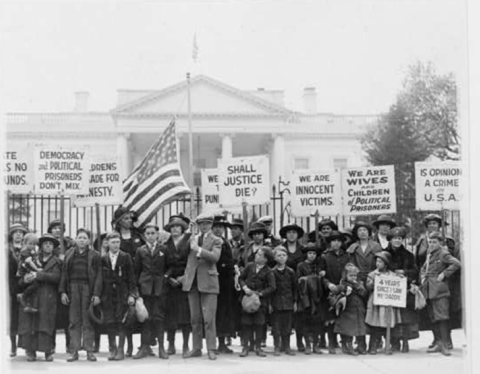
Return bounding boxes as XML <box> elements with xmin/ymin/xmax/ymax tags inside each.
<box><xmin>201</xmin><ymin>168</ymin><xmax>221</xmax><ymax>213</ymax></box>
<box><xmin>218</xmin><ymin>155</ymin><xmax>270</xmax><ymax>206</ymax></box>
<box><xmin>373</xmin><ymin>273</ymin><xmax>407</xmax><ymax>308</ymax></box>
<box><xmin>3</xmin><ymin>144</ymin><xmax>34</xmax><ymax>194</ymax></box>
<box><xmin>33</xmin><ymin>145</ymin><xmax>90</xmax><ymax>195</ymax></box>
<box><xmin>415</xmin><ymin>161</ymin><xmax>461</xmax><ymax>211</ymax></box>
<box><xmin>341</xmin><ymin>165</ymin><xmax>396</xmax><ymax>216</ymax></box>
<box><xmin>71</xmin><ymin>155</ymin><xmax>124</xmax><ymax>207</ymax></box>
<box><xmin>291</xmin><ymin>170</ymin><xmax>341</xmax><ymax>217</ymax></box>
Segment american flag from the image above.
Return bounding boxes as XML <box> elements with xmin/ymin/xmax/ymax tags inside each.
<box><xmin>122</xmin><ymin>118</ymin><xmax>191</xmax><ymax>227</ymax></box>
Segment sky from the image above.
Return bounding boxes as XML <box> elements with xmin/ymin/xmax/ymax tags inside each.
<box><xmin>0</xmin><ymin>0</ymin><xmax>469</xmax><ymax>115</ymax></box>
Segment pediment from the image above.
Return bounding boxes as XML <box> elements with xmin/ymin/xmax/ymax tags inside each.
<box><xmin>111</xmin><ymin>75</ymin><xmax>291</xmax><ymax>117</ymax></box>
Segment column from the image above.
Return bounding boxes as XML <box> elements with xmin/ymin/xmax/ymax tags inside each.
<box><xmin>270</xmin><ymin>134</ymin><xmax>285</xmax><ymax>185</ymax></box>
<box><xmin>117</xmin><ymin>133</ymin><xmax>132</xmax><ymax>178</ymax></box>
<box><xmin>220</xmin><ymin>133</ymin><xmax>233</xmax><ymax>159</ymax></box>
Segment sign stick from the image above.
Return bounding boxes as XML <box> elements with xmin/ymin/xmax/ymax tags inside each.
<box><xmin>95</xmin><ymin>203</ymin><xmax>102</xmax><ymax>252</ymax></box>
<box><xmin>242</xmin><ymin>202</ymin><xmax>250</xmax><ymax>246</ymax></box>
<box><xmin>385</xmin><ymin>306</ymin><xmax>392</xmax><ymax>355</ymax></box>
<box><xmin>315</xmin><ymin>210</ymin><xmax>320</xmax><ymax>246</ymax></box>
<box><xmin>442</xmin><ymin>208</ymin><xmax>447</xmax><ymax>242</ymax></box>
<box><xmin>59</xmin><ymin>194</ymin><xmax>66</xmax><ymax>259</ymax></box>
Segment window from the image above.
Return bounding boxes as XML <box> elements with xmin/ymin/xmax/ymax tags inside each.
<box><xmin>294</xmin><ymin>158</ymin><xmax>309</xmax><ymax>170</ymax></box>
<box><xmin>333</xmin><ymin>158</ymin><xmax>348</xmax><ymax>170</ymax></box>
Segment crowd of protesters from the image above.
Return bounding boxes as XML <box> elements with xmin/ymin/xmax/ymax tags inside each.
<box><xmin>7</xmin><ymin>210</ymin><xmax>462</xmax><ymax>362</ymax></box>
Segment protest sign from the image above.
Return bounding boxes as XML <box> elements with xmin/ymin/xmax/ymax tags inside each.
<box><xmin>201</xmin><ymin>168</ymin><xmax>221</xmax><ymax>213</ymax></box>
<box><xmin>373</xmin><ymin>273</ymin><xmax>407</xmax><ymax>308</ymax></box>
<box><xmin>218</xmin><ymin>155</ymin><xmax>270</xmax><ymax>206</ymax></box>
<box><xmin>415</xmin><ymin>161</ymin><xmax>461</xmax><ymax>211</ymax></box>
<box><xmin>341</xmin><ymin>165</ymin><xmax>396</xmax><ymax>216</ymax></box>
<box><xmin>3</xmin><ymin>144</ymin><xmax>34</xmax><ymax>194</ymax></box>
<box><xmin>33</xmin><ymin>145</ymin><xmax>90</xmax><ymax>195</ymax></box>
<box><xmin>71</xmin><ymin>155</ymin><xmax>124</xmax><ymax>207</ymax></box>
<box><xmin>291</xmin><ymin>170</ymin><xmax>341</xmax><ymax>217</ymax></box>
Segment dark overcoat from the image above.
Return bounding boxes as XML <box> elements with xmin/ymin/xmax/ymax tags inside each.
<box><xmin>346</xmin><ymin>240</ymin><xmax>382</xmax><ymax>282</ymax></box>
<box><xmin>134</xmin><ymin>242</ymin><xmax>167</xmax><ymax>297</ymax></box>
<box><xmin>281</xmin><ymin>240</ymin><xmax>305</xmax><ymax>271</ymax></box>
<box><xmin>334</xmin><ymin>279</ymin><xmax>368</xmax><ymax>336</ymax></box>
<box><xmin>216</xmin><ymin>237</ymin><xmax>236</xmax><ymax>337</ymax></box>
<box><xmin>8</xmin><ymin>243</ymin><xmax>21</xmax><ymax>335</ymax></box>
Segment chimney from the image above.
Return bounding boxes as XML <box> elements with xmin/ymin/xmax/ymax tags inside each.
<box><xmin>74</xmin><ymin>91</ymin><xmax>89</xmax><ymax>112</ymax></box>
<box><xmin>303</xmin><ymin>87</ymin><xmax>317</xmax><ymax>114</ymax></box>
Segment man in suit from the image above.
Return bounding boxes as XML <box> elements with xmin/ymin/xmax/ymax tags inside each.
<box><xmin>182</xmin><ymin>213</ymin><xmax>222</xmax><ymax>360</ymax></box>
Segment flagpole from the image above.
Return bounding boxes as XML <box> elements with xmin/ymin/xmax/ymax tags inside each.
<box><xmin>187</xmin><ymin>72</ymin><xmax>195</xmax><ymax>217</ymax></box>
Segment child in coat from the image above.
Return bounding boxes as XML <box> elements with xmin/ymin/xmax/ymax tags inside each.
<box><xmin>238</xmin><ymin>246</ymin><xmax>276</xmax><ymax>358</ymax></box>
<box><xmin>365</xmin><ymin>251</ymin><xmax>402</xmax><ymax>355</ymax></box>
<box><xmin>271</xmin><ymin>246</ymin><xmax>297</xmax><ymax>356</ymax></box>
<box><xmin>16</xmin><ymin>233</ymin><xmax>41</xmax><ymax>313</ymax></box>
<box><xmin>333</xmin><ymin>263</ymin><xmax>368</xmax><ymax>355</ymax></box>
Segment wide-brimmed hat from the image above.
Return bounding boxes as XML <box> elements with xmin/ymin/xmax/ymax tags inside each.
<box><xmin>212</xmin><ymin>215</ymin><xmax>230</xmax><ymax>227</ymax></box>
<box><xmin>352</xmin><ymin>221</ymin><xmax>373</xmax><ymax>238</ymax></box>
<box><xmin>229</xmin><ymin>218</ymin><xmax>244</xmax><ymax>230</ymax></box>
<box><xmin>112</xmin><ymin>206</ymin><xmax>135</xmax><ymax>227</ymax></box>
<box><xmin>387</xmin><ymin>227</ymin><xmax>407</xmax><ymax>241</ymax></box>
<box><xmin>47</xmin><ymin>219</ymin><xmax>65</xmax><ymax>234</ymax></box>
<box><xmin>247</xmin><ymin>222</ymin><xmax>269</xmax><ymax>238</ymax></box>
<box><xmin>325</xmin><ymin>230</ymin><xmax>345</xmax><ymax>243</ymax></box>
<box><xmin>421</xmin><ymin>213</ymin><xmax>448</xmax><ymax>227</ymax></box>
<box><xmin>9</xmin><ymin>223</ymin><xmax>28</xmax><ymax>236</ymax></box>
<box><xmin>164</xmin><ymin>217</ymin><xmax>188</xmax><ymax>232</ymax></box>
<box><xmin>340</xmin><ymin>228</ymin><xmax>354</xmax><ymax>241</ymax></box>
<box><xmin>169</xmin><ymin>212</ymin><xmax>191</xmax><ymax>226</ymax></box>
<box><xmin>279</xmin><ymin>223</ymin><xmax>305</xmax><ymax>239</ymax></box>
<box><xmin>88</xmin><ymin>302</ymin><xmax>104</xmax><ymax>325</ymax></box>
<box><xmin>302</xmin><ymin>242</ymin><xmax>321</xmax><ymax>254</ymax></box>
<box><xmin>196</xmin><ymin>213</ymin><xmax>214</xmax><ymax>224</ymax></box>
<box><xmin>318</xmin><ymin>219</ymin><xmax>338</xmax><ymax>232</ymax></box>
<box><xmin>38</xmin><ymin>233</ymin><xmax>60</xmax><ymax>248</ymax></box>
<box><xmin>375</xmin><ymin>251</ymin><xmax>392</xmax><ymax>267</ymax></box>
<box><xmin>373</xmin><ymin>215</ymin><xmax>397</xmax><ymax>229</ymax></box>
<box><xmin>258</xmin><ymin>215</ymin><xmax>273</xmax><ymax>224</ymax></box>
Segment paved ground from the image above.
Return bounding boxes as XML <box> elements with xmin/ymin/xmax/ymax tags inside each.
<box><xmin>4</xmin><ymin>329</ymin><xmax>469</xmax><ymax>374</ymax></box>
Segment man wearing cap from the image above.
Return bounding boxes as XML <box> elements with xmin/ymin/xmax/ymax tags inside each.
<box><xmin>101</xmin><ymin>231</ymin><xmax>138</xmax><ymax>361</ymax></box>
<box><xmin>414</xmin><ymin>214</ymin><xmax>447</xmax><ymax>270</ymax></box>
<box><xmin>182</xmin><ymin>213</ymin><xmax>222</xmax><ymax>360</ymax></box>
<box><xmin>372</xmin><ymin>215</ymin><xmax>397</xmax><ymax>250</ymax></box>
<box><xmin>257</xmin><ymin>216</ymin><xmax>282</xmax><ymax>247</ymax></box>
<box><xmin>8</xmin><ymin>223</ymin><xmax>28</xmax><ymax>357</ymax></box>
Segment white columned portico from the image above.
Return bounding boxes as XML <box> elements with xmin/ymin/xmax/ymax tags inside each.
<box><xmin>117</xmin><ymin>132</ymin><xmax>132</xmax><ymax>178</ymax></box>
<box><xmin>270</xmin><ymin>133</ymin><xmax>285</xmax><ymax>185</ymax></box>
<box><xmin>220</xmin><ymin>133</ymin><xmax>234</xmax><ymax>159</ymax></box>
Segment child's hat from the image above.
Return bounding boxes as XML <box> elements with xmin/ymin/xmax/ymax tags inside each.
<box><xmin>375</xmin><ymin>251</ymin><xmax>392</xmax><ymax>267</ymax></box>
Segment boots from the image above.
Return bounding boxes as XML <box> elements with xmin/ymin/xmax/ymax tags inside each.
<box><xmin>126</xmin><ymin>333</ymin><xmax>133</xmax><ymax>357</ymax></box>
<box><xmin>327</xmin><ymin>326</ymin><xmax>336</xmax><ymax>354</ymax></box>
<box><xmin>273</xmin><ymin>336</ymin><xmax>281</xmax><ymax>356</ymax></box>
<box><xmin>108</xmin><ymin>332</ymin><xmax>117</xmax><ymax>361</ymax></box>
<box><xmin>114</xmin><ymin>331</ymin><xmax>126</xmax><ymax>360</ymax></box>
<box><xmin>167</xmin><ymin>330</ymin><xmax>176</xmax><ymax>355</ymax></box>
<box><xmin>240</xmin><ymin>326</ymin><xmax>252</xmax><ymax>357</ymax></box>
<box><xmin>296</xmin><ymin>332</ymin><xmax>305</xmax><ymax>352</ymax></box>
<box><xmin>401</xmin><ymin>339</ymin><xmax>409</xmax><ymax>353</ymax></box>
<box><xmin>157</xmin><ymin>323</ymin><xmax>169</xmax><ymax>359</ymax></box>
<box><xmin>10</xmin><ymin>335</ymin><xmax>17</xmax><ymax>357</ymax></box>
<box><xmin>304</xmin><ymin>334</ymin><xmax>312</xmax><ymax>355</ymax></box>
<box><xmin>218</xmin><ymin>337</ymin><xmax>233</xmax><ymax>354</ymax></box>
<box><xmin>368</xmin><ymin>334</ymin><xmax>378</xmax><ymax>355</ymax></box>
<box><xmin>284</xmin><ymin>336</ymin><xmax>295</xmax><ymax>356</ymax></box>
<box><xmin>439</xmin><ymin>321</ymin><xmax>452</xmax><ymax>357</ymax></box>
<box><xmin>182</xmin><ymin>327</ymin><xmax>190</xmax><ymax>355</ymax></box>
<box><xmin>255</xmin><ymin>326</ymin><xmax>267</xmax><ymax>357</ymax></box>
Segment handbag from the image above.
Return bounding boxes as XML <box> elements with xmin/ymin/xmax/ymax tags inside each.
<box><xmin>241</xmin><ymin>293</ymin><xmax>261</xmax><ymax>313</ymax></box>
<box><xmin>414</xmin><ymin>289</ymin><xmax>427</xmax><ymax>310</ymax></box>
<box><xmin>135</xmin><ymin>297</ymin><xmax>149</xmax><ymax>322</ymax></box>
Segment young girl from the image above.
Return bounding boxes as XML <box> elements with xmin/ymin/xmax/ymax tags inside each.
<box><xmin>333</xmin><ymin>263</ymin><xmax>367</xmax><ymax>355</ymax></box>
<box><xmin>365</xmin><ymin>251</ymin><xmax>402</xmax><ymax>355</ymax></box>
<box><xmin>17</xmin><ymin>233</ymin><xmax>41</xmax><ymax>313</ymax></box>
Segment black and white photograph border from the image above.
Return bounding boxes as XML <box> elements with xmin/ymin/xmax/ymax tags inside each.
<box><xmin>0</xmin><ymin>0</ymin><xmax>478</xmax><ymax>373</ymax></box>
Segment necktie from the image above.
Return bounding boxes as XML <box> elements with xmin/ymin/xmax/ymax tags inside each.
<box><xmin>198</xmin><ymin>234</ymin><xmax>205</xmax><ymax>247</ymax></box>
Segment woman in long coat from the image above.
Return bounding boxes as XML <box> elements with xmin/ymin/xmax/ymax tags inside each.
<box><xmin>7</xmin><ymin>223</ymin><xmax>28</xmax><ymax>357</ymax></box>
<box><xmin>17</xmin><ymin>233</ymin><xmax>62</xmax><ymax>361</ymax></box>
<box><xmin>385</xmin><ymin>227</ymin><xmax>419</xmax><ymax>352</ymax></box>
<box><xmin>163</xmin><ymin>215</ymin><xmax>192</xmax><ymax>355</ymax></box>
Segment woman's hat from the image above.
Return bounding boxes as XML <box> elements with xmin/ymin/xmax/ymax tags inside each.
<box><xmin>386</xmin><ymin>227</ymin><xmax>407</xmax><ymax>241</ymax></box>
<box><xmin>196</xmin><ymin>213</ymin><xmax>214</xmax><ymax>224</ymax></box>
<box><xmin>9</xmin><ymin>223</ymin><xmax>28</xmax><ymax>235</ymax></box>
<box><xmin>38</xmin><ymin>233</ymin><xmax>60</xmax><ymax>248</ymax></box>
<box><xmin>372</xmin><ymin>215</ymin><xmax>397</xmax><ymax>229</ymax></box>
<box><xmin>340</xmin><ymin>228</ymin><xmax>354</xmax><ymax>241</ymax></box>
<box><xmin>88</xmin><ymin>302</ymin><xmax>104</xmax><ymax>325</ymax></box>
<box><xmin>164</xmin><ymin>217</ymin><xmax>188</xmax><ymax>232</ymax></box>
<box><xmin>169</xmin><ymin>212</ymin><xmax>191</xmax><ymax>226</ymax></box>
<box><xmin>318</xmin><ymin>219</ymin><xmax>339</xmax><ymax>232</ymax></box>
<box><xmin>258</xmin><ymin>215</ymin><xmax>273</xmax><ymax>225</ymax></box>
<box><xmin>421</xmin><ymin>213</ymin><xmax>448</xmax><ymax>227</ymax></box>
<box><xmin>247</xmin><ymin>222</ymin><xmax>269</xmax><ymax>238</ymax></box>
<box><xmin>229</xmin><ymin>218</ymin><xmax>244</xmax><ymax>230</ymax></box>
<box><xmin>279</xmin><ymin>223</ymin><xmax>305</xmax><ymax>239</ymax></box>
<box><xmin>112</xmin><ymin>206</ymin><xmax>135</xmax><ymax>227</ymax></box>
<box><xmin>47</xmin><ymin>219</ymin><xmax>65</xmax><ymax>234</ymax></box>
<box><xmin>375</xmin><ymin>251</ymin><xmax>392</xmax><ymax>267</ymax></box>
<box><xmin>212</xmin><ymin>215</ymin><xmax>230</xmax><ymax>227</ymax></box>
<box><xmin>352</xmin><ymin>221</ymin><xmax>373</xmax><ymax>238</ymax></box>
<box><xmin>302</xmin><ymin>242</ymin><xmax>321</xmax><ymax>254</ymax></box>
<box><xmin>325</xmin><ymin>230</ymin><xmax>345</xmax><ymax>243</ymax></box>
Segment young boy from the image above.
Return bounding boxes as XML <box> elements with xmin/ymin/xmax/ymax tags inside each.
<box><xmin>296</xmin><ymin>243</ymin><xmax>323</xmax><ymax>355</ymax></box>
<box><xmin>419</xmin><ymin>232</ymin><xmax>461</xmax><ymax>356</ymax></box>
<box><xmin>238</xmin><ymin>246</ymin><xmax>276</xmax><ymax>357</ymax></box>
<box><xmin>16</xmin><ymin>233</ymin><xmax>42</xmax><ymax>313</ymax></box>
<box><xmin>133</xmin><ymin>223</ymin><xmax>169</xmax><ymax>359</ymax></box>
<box><xmin>271</xmin><ymin>246</ymin><xmax>297</xmax><ymax>356</ymax></box>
